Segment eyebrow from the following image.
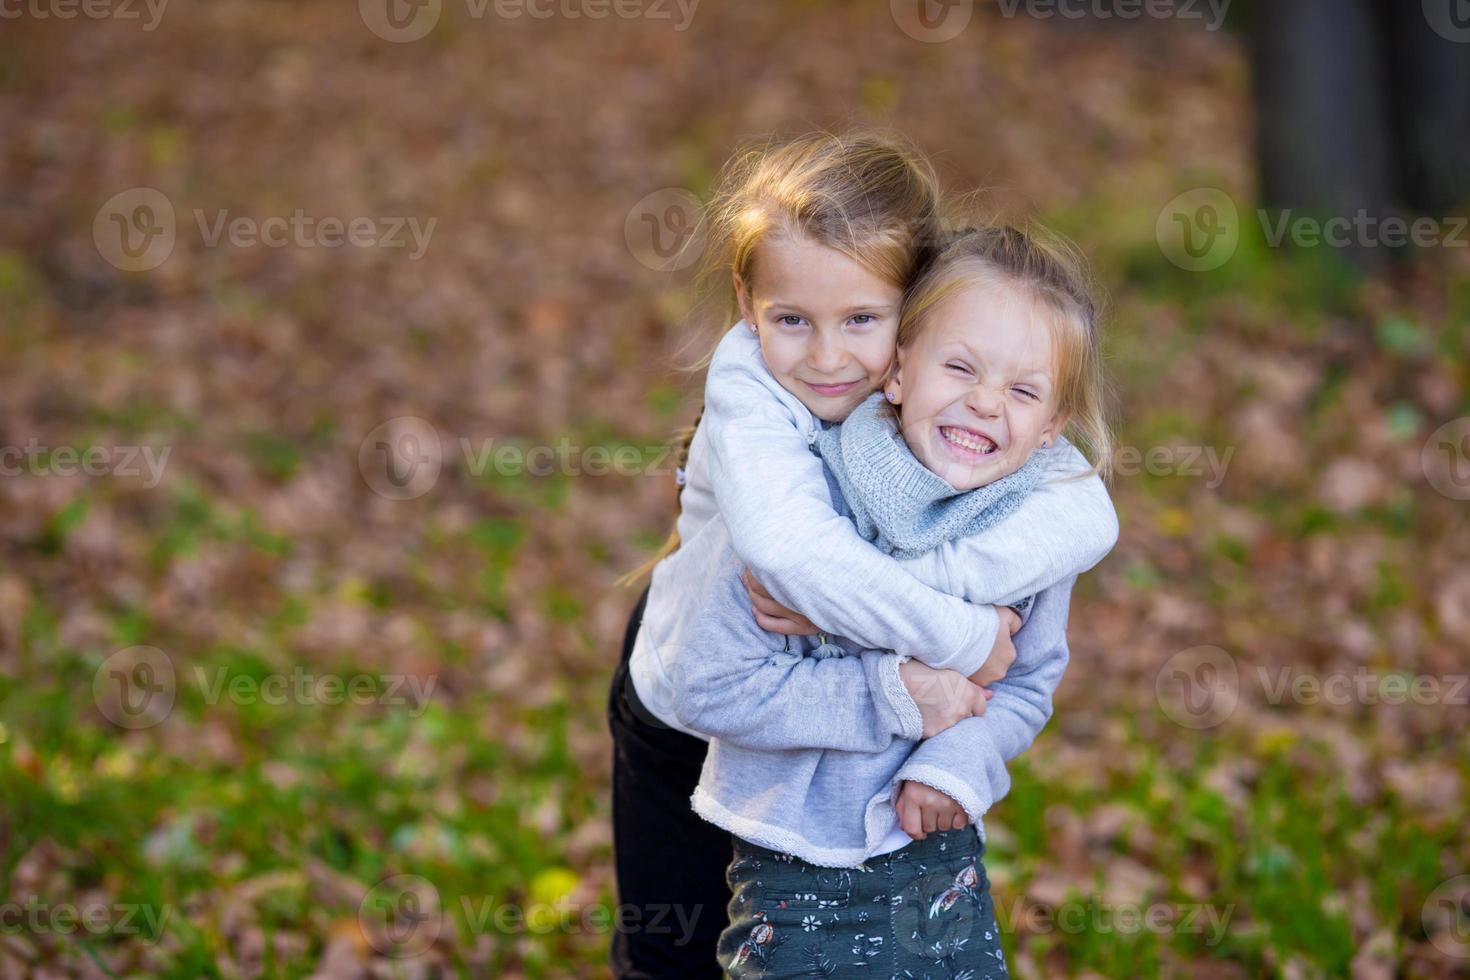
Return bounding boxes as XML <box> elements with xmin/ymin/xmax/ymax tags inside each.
<box><xmin>941</xmin><ymin>340</ymin><xmax>1053</xmax><ymax>383</ymax></box>
<box><xmin>760</xmin><ymin>299</ymin><xmax>898</xmax><ymax>315</ymax></box>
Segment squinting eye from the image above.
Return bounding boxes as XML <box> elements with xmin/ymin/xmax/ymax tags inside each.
<box><xmin>1014</xmin><ymin>388</ymin><xmax>1039</xmax><ymax>401</ymax></box>
<box><xmin>946</xmin><ymin>362</ymin><xmax>973</xmax><ymax>374</ymax></box>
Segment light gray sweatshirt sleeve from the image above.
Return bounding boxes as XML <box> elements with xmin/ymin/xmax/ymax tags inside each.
<box><xmin>704</xmin><ymin>325</ymin><xmax>1115</xmax><ymax>676</ymax></box>
<box><xmin>898</xmin><ymin>447</ymin><xmax>1117</xmax><ymax>608</ymax></box>
<box><xmin>892</xmin><ymin>576</ymin><xmax>1076</xmax><ymax>823</ymax></box>
<box><xmin>671</xmin><ymin>554</ymin><xmax>925</xmax><ymax>751</ymax></box>
<box><xmin>702</xmin><ymin>324</ymin><xmax>1001</xmax><ymax>676</ymax></box>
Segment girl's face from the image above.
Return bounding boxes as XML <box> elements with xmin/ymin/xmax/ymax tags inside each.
<box><xmin>736</xmin><ymin>233</ymin><xmax>903</xmax><ymax>423</ymax></box>
<box><xmin>885</xmin><ymin>279</ymin><xmax>1068</xmax><ymax>492</ymax></box>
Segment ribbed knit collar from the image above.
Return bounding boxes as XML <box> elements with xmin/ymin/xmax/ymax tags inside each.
<box><xmin>813</xmin><ymin>393</ymin><xmax>1048</xmax><ymax>560</ymax></box>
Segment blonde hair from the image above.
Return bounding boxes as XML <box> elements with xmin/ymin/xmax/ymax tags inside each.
<box><xmin>894</xmin><ymin>224</ymin><xmax>1113</xmax><ymax>479</ymax></box>
<box><xmin>617</xmin><ymin>130</ymin><xmax>943</xmax><ymax>586</ymax></box>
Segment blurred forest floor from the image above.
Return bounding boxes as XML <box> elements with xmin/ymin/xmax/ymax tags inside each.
<box><xmin>0</xmin><ymin>1</ymin><xmax>1467</xmax><ymax>977</ymax></box>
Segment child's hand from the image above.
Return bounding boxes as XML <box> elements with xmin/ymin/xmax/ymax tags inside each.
<box><xmin>896</xmin><ymin>780</ymin><xmax>968</xmax><ymax>840</ymax></box>
<box><xmin>968</xmin><ymin>606</ymin><xmax>1020</xmax><ymax>688</ymax></box>
<box><xmin>898</xmin><ymin>660</ymin><xmax>990</xmax><ymax>737</ymax></box>
<box><xmin>742</xmin><ymin>567</ymin><xmax>820</xmax><ymax>636</ymax></box>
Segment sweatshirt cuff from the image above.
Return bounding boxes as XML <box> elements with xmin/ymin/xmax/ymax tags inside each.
<box><xmin>946</xmin><ymin>604</ymin><xmax>1000</xmax><ymax>677</ymax></box>
<box><xmin>875</xmin><ymin>654</ymin><xmax>924</xmax><ymax>741</ymax></box>
<box><xmin>895</xmin><ymin>762</ymin><xmax>997</xmax><ymax>826</ymax></box>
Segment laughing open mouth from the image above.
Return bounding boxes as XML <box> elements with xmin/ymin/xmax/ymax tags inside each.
<box><xmin>940</xmin><ymin>425</ymin><xmax>998</xmax><ymax>456</ymax></box>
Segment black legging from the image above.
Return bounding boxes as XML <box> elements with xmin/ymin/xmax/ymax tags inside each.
<box><xmin>606</xmin><ymin>585</ymin><xmax>731</xmax><ymax>978</ymax></box>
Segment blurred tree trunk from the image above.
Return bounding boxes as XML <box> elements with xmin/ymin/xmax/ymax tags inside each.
<box><xmin>1248</xmin><ymin>0</ymin><xmax>1470</xmax><ymax>262</ymax></box>
<box><xmin>1385</xmin><ymin>1</ymin><xmax>1470</xmax><ymax>213</ymax></box>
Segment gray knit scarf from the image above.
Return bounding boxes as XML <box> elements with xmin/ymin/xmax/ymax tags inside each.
<box><xmin>813</xmin><ymin>392</ymin><xmax>1048</xmax><ymax>561</ymax></box>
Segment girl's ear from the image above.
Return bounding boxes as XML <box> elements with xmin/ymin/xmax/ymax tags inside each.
<box><xmin>882</xmin><ymin>348</ymin><xmax>906</xmax><ymax>405</ymax></box>
<box><xmin>1040</xmin><ymin>410</ymin><xmax>1070</xmax><ymax>449</ymax></box>
<box><xmin>733</xmin><ymin>272</ymin><xmax>755</xmax><ymax>328</ymax></box>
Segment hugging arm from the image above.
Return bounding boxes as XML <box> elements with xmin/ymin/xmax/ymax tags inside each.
<box><xmin>900</xmin><ymin>443</ymin><xmax>1118</xmax><ymax>608</ymax></box>
<box><xmin>669</xmin><ymin>555</ymin><xmax>924</xmax><ymax>752</ymax></box>
<box><xmin>891</xmin><ymin>577</ymin><xmax>1077</xmax><ymax>824</ymax></box>
<box><xmin>703</xmin><ymin>325</ymin><xmax>1001</xmax><ymax>676</ymax></box>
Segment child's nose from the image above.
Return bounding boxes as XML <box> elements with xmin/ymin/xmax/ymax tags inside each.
<box><xmin>808</xmin><ymin>338</ymin><xmax>846</xmax><ymax>374</ymax></box>
<box><xmin>965</xmin><ymin>385</ymin><xmax>1003</xmax><ymax>418</ymax></box>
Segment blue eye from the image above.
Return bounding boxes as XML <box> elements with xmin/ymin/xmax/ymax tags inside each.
<box><xmin>851</xmin><ymin>314</ymin><xmax>876</xmax><ymax>326</ymax></box>
<box><xmin>776</xmin><ymin>315</ymin><xmax>805</xmax><ymax>328</ymax></box>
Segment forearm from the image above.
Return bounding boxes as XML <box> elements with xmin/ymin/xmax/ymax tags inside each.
<box><xmin>899</xmin><ymin>443</ymin><xmax>1118</xmax><ymax>607</ymax></box>
<box><xmin>895</xmin><ymin>692</ymin><xmax>1046</xmax><ymax>823</ymax></box>
<box><xmin>894</xmin><ymin>578</ymin><xmax>1076</xmax><ymax>821</ymax></box>
<box><xmin>703</xmin><ymin>326</ymin><xmax>999</xmax><ymax>673</ymax></box>
<box><xmin>670</xmin><ymin>565</ymin><xmax>923</xmax><ymax>750</ymax></box>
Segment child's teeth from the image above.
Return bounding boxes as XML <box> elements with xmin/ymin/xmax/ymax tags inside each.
<box><xmin>943</xmin><ymin>427</ymin><xmax>994</xmax><ymax>453</ymax></box>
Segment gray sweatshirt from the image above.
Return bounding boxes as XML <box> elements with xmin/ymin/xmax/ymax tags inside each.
<box><xmin>671</xmin><ymin>397</ymin><xmax>1100</xmax><ymax>867</ymax></box>
<box><xmin>675</xmin><ymin>568</ymin><xmax>1076</xmax><ymax>867</ymax></box>
<box><xmin>627</xmin><ymin>323</ymin><xmax>1118</xmax><ymax>737</ymax></box>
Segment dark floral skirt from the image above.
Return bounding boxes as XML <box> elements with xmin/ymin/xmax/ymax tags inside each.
<box><xmin>717</xmin><ymin>827</ymin><xmax>1008</xmax><ymax>979</ymax></box>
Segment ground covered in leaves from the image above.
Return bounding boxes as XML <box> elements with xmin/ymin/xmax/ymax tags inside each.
<box><xmin>0</xmin><ymin>2</ymin><xmax>1467</xmax><ymax>977</ymax></box>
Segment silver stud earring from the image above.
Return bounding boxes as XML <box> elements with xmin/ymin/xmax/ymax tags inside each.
<box><xmin>884</xmin><ymin>391</ymin><xmax>897</xmax><ymax>403</ymax></box>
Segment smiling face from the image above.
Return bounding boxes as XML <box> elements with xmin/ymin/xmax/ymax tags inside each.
<box><xmin>736</xmin><ymin>232</ymin><xmax>903</xmax><ymax>423</ymax></box>
<box><xmin>885</xmin><ymin>278</ymin><xmax>1069</xmax><ymax>491</ymax></box>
